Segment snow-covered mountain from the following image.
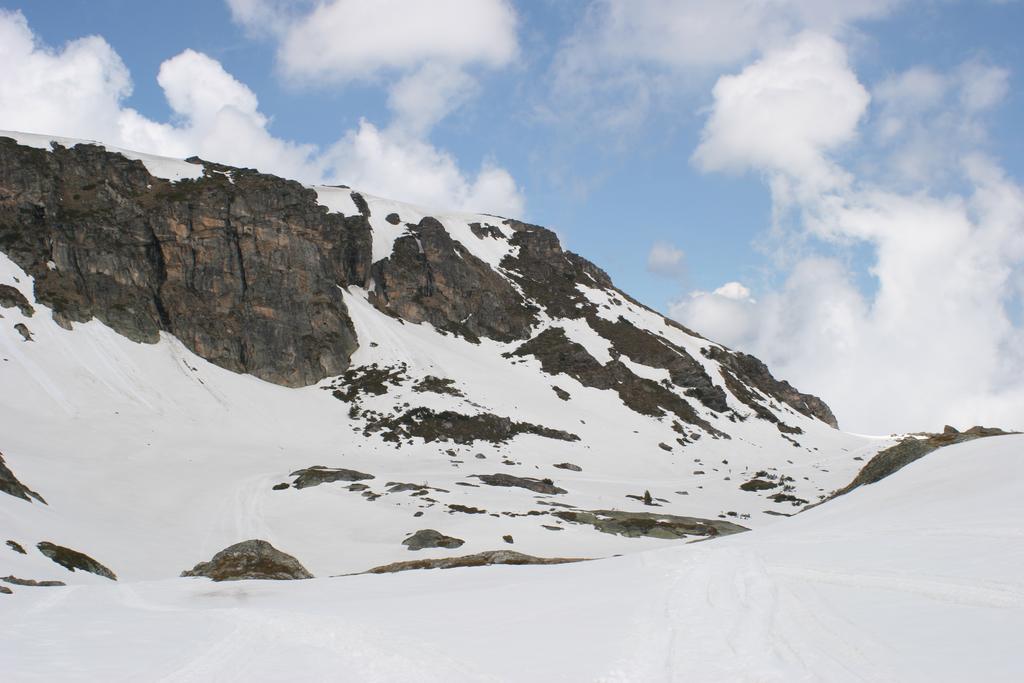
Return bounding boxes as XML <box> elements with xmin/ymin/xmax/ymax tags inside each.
<box><xmin>1</xmin><ymin>131</ymin><xmax>1019</xmax><ymax>680</ymax></box>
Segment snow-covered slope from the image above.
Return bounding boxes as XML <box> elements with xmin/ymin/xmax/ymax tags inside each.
<box><xmin>3</xmin><ymin>433</ymin><xmax>1021</xmax><ymax>681</ymax></box>
<box><xmin>0</xmin><ymin>248</ymin><xmax>883</xmax><ymax>580</ymax></box>
<box><xmin>0</xmin><ymin>132</ymin><xmax>897</xmax><ymax>585</ymax></box>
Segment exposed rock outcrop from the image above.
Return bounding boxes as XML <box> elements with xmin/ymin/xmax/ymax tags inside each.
<box><xmin>511</xmin><ymin>328</ymin><xmax>722</xmax><ymax>434</ymax></box>
<box><xmin>474</xmin><ymin>473</ymin><xmax>567</xmax><ymax>495</ymax></box>
<box><xmin>401</xmin><ymin>529</ymin><xmax>465</xmax><ymax>551</ymax></box>
<box><xmin>553</xmin><ymin>510</ymin><xmax>748</xmax><ymax>539</ymax></box>
<box><xmin>825</xmin><ymin>426</ymin><xmax>1015</xmax><ymax>502</ymax></box>
<box><xmin>359</xmin><ymin>550</ymin><xmax>586</xmax><ymax>575</ymax></box>
<box><xmin>289</xmin><ymin>466</ymin><xmax>375</xmax><ymax>489</ymax></box>
<box><xmin>364</xmin><ymin>407</ymin><xmax>580</xmax><ymax>445</ymax></box>
<box><xmin>704</xmin><ymin>347</ymin><xmax>837</xmax><ymax>428</ymax></box>
<box><xmin>369</xmin><ymin>217</ymin><xmax>537</xmax><ymax>342</ymax></box>
<box><xmin>0</xmin><ymin>138</ymin><xmax>370</xmax><ymax>387</ymax></box>
<box><xmin>0</xmin><ymin>136</ymin><xmax>837</xmax><ymax>429</ymax></box>
<box><xmin>181</xmin><ymin>539</ymin><xmax>312</xmax><ymax>581</ymax></box>
<box><xmin>2</xmin><ymin>575</ymin><xmax>65</xmax><ymax>587</ymax></box>
<box><xmin>0</xmin><ymin>452</ymin><xmax>45</xmax><ymax>503</ymax></box>
<box><xmin>0</xmin><ymin>284</ymin><xmax>33</xmax><ymax>316</ymax></box>
<box><xmin>37</xmin><ymin>541</ymin><xmax>116</xmax><ymax>580</ymax></box>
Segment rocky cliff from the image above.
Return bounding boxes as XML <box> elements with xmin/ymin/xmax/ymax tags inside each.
<box><xmin>0</xmin><ymin>133</ymin><xmax>835</xmax><ymax>428</ymax></box>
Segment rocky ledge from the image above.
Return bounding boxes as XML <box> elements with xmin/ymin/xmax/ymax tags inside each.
<box><xmin>358</xmin><ymin>550</ymin><xmax>586</xmax><ymax>575</ymax></box>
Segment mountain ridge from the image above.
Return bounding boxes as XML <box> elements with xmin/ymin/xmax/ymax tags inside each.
<box><xmin>1</xmin><ymin>130</ymin><xmax>876</xmax><ymax>585</ymax></box>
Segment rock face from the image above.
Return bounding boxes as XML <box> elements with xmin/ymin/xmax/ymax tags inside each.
<box><xmin>36</xmin><ymin>541</ymin><xmax>116</xmax><ymax>579</ymax></box>
<box><xmin>369</xmin><ymin>217</ymin><xmax>537</xmax><ymax>342</ymax></box>
<box><xmin>401</xmin><ymin>529</ymin><xmax>465</xmax><ymax>551</ymax></box>
<box><xmin>827</xmin><ymin>426</ymin><xmax>1014</xmax><ymax>500</ymax></box>
<box><xmin>181</xmin><ymin>539</ymin><xmax>312</xmax><ymax>581</ymax></box>
<box><xmin>0</xmin><ymin>452</ymin><xmax>45</xmax><ymax>503</ymax></box>
<box><xmin>0</xmin><ymin>138</ymin><xmax>370</xmax><ymax>386</ymax></box>
<box><xmin>704</xmin><ymin>347</ymin><xmax>838</xmax><ymax>428</ymax></box>
<box><xmin>0</xmin><ymin>135</ymin><xmax>836</xmax><ymax>430</ymax></box>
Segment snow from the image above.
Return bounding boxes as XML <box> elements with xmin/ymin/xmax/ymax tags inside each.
<box><xmin>1</xmin><ymin>130</ymin><xmax>206</xmax><ymax>181</ymax></box>
<box><xmin>3</xmin><ymin>435</ymin><xmax>1020</xmax><ymax>681</ymax></box>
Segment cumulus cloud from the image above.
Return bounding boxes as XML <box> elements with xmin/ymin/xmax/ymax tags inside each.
<box><xmin>226</xmin><ymin>0</ymin><xmax>516</xmax><ymax>132</ymax></box>
<box><xmin>549</xmin><ymin>0</ymin><xmax>900</xmax><ymax>130</ymax></box>
<box><xmin>674</xmin><ymin>35</ymin><xmax>1024</xmax><ymax>434</ymax></box>
<box><xmin>323</xmin><ymin>120</ymin><xmax>523</xmax><ymax>215</ymax></box>
<box><xmin>691</xmin><ymin>32</ymin><xmax>868</xmax><ymax>193</ymax></box>
<box><xmin>0</xmin><ymin>9</ymin><xmax>523</xmax><ymax>216</ymax></box>
<box><xmin>267</xmin><ymin>0</ymin><xmax>518</xmax><ymax>84</ymax></box>
<box><xmin>646</xmin><ymin>241</ymin><xmax>686</xmax><ymax>278</ymax></box>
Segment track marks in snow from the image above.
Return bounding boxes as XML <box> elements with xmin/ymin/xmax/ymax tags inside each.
<box><xmin>771</xmin><ymin>565</ymin><xmax>1024</xmax><ymax>609</ymax></box>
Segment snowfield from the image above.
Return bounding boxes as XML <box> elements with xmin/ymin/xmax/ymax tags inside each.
<box><xmin>3</xmin><ymin>434</ymin><xmax>1021</xmax><ymax>681</ymax></box>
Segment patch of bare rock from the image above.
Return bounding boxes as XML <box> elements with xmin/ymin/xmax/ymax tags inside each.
<box><xmin>357</xmin><ymin>550</ymin><xmax>587</xmax><ymax>575</ymax></box>
<box><xmin>37</xmin><ymin>541</ymin><xmax>116</xmax><ymax>580</ymax></box>
<box><xmin>181</xmin><ymin>539</ymin><xmax>312</xmax><ymax>581</ymax></box>
<box><xmin>401</xmin><ymin>529</ymin><xmax>465</xmax><ymax>551</ymax></box>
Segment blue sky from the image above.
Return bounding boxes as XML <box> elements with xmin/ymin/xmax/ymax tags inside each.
<box><xmin>3</xmin><ymin>0</ymin><xmax>1024</xmax><ymax>433</ymax></box>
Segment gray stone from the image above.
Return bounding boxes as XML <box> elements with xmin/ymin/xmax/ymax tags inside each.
<box><xmin>401</xmin><ymin>529</ymin><xmax>465</xmax><ymax>551</ymax></box>
<box><xmin>37</xmin><ymin>541</ymin><xmax>116</xmax><ymax>580</ymax></box>
<box><xmin>181</xmin><ymin>539</ymin><xmax>312</xmax><ymax>581</ymax></box>
<box><xmin>289</xmin><ymin>466</ymin><xmax>374</xmax><ymax>489</ymax></box>
<box><xmin>474</xmin><ymin>473</ymin><xmax>567</xmax><ymax>495</ymax></box>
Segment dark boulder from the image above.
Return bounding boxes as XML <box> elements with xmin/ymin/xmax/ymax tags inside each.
<box><xmin>290</xmin><ymin>466</ymin><xmax>374</xmax><ymax>489</ymax></box>
<box><xmin>37</xmin><ymin>542</ymin><xmax>116</xmax><ymax>580</ymax></box>
<box><xmin>474</xmin><ymin>473</ymin><xmax>567</xmax><ymax>495</ymax></box>
<box><xmin>181</xmin><ymin>539</ymin><xmax>312</xmax><ymax>581</ymax></box>
<box><xmin>740</xmin><ymin>478</ymin><xmax>779</xmax><ymax>492</ymax></box>
<box><xmin>401</xmin><ymin>529</ymin><xmax>465</xmax><ymax>551</ymax></box>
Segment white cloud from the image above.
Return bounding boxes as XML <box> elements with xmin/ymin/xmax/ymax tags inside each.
<box><xmin>646</xmin><ymin>241</ymin><xmax>686</xmax><ymax>278</ymax></box>
<box><xmin>548</xmin><ymin>0</ymin><xmax>900</xmax><ymax>131</ymax></box>
<box><xmin>676</xmin><ymin>36</ymin><xmax>1024</xmax><ymax>434</ymax></box>
<box><xmin>0</xmin><ymin>10</ymin><xmax>131</xmax><ymax>144</ymax></box>
<box><xmin>266</xmin><ymin>0</ymin><xmax>518</xmax><ymax>84</ymax></box>
<box><xmin>670</xmin><ymin>281</ymin><xmax>757</xmax><ymax>347</ymax></box>
<box><xmin>322</xmin><ymin>120</ymin><xmax>523</xmax><ymax>216</ymax></box>
<box><xmin>712</xmin><ymin>282</ymin><xmax>752</xmax><ymax>301</ymax></box>
<box><xmin>691</xmin><ymin>32</ymin><xmax>869</xmax><ymax>195</ymax></box>
<box><xmin>227</xmin><ymin>0</ymin><xmax>519</xmax><ymax>131</ymax></box>
<box><xmin>0</xmin><ymin>10</ymin><xmax>523</xmax><ymax>217</ymax></box>
<box><xmin>559</xmin><ymin>0</ymin><xmax>899</xmax><ymax>73</ymax></box>
<box><xmin>387</xmin><ymin>63</ymin><xmax>478</xmax><ymax>137</ymax></box>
